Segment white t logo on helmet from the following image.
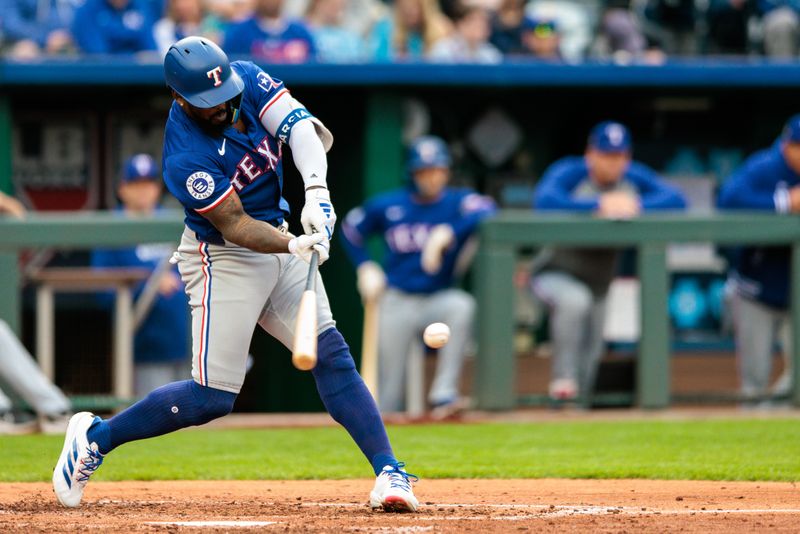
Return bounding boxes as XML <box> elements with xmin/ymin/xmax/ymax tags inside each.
<box><xmin>206</xmin><ymin>66</ymin><xmax>223</xmax><ymax>87</ymax></box>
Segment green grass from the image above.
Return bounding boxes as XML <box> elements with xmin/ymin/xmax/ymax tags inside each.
<box><xmin>3</xmin><ymin>419</ymin><xmax>799</xmax><ymax>482</ymax></box>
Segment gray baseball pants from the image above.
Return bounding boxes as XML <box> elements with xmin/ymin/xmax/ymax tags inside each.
<box><xmin>176</xmin><ymin>228</ymin><xmax>335</xmax><ymax>393</ymax></box>
<box><xmin>732</xmin><ymin>293</ymin><xmax>793</xmax><ymax>399</ymax></box>
<box><xmin>377</xmin><ymin>287</ymin><xmax>475</xmax><ymax>412</ymax></box>
<box><xmin>0</xmin><ymin>320</ymin><xmax>70</xmax><ymax>415</ymax></box>
<box><xmin>532</xmin><ymin>271</ymin><xmax>607</xmax><ymax>398</ymax></box>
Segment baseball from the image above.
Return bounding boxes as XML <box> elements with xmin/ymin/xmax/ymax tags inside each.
<box><xmin>423</xmin><ymin>322</ymin><xmax>450</xmax><ymax>349</ymax></box>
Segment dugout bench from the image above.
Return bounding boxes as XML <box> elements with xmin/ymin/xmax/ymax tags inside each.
<box><xmin>29</xmin><ymin>267</ymin><xmax>150</xmax><ymax>400</ymax></box>
<box><xmin>474</xmin><ymin>211</ymin><xmax>800</xmax><ymax>410</ymax></box>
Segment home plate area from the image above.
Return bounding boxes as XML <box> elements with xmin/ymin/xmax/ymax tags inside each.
<box><xmin>1</xmin><ymin>479</ymin><xmax>798</xmax><ymax>533</ymax></box>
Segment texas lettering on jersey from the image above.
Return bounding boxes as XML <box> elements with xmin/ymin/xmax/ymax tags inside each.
<box><xmin>385</xmin><ymin>223</ymin><xmax>432</xmax><ymax>254</ymax></box>
<box><xmin>341</xmin><ymin>188</ymin><xmax>496</xmax><ymax>294</ymax></box>
<box><xmin>229</xmin><ymin>135</ymin><xmax>282</xmax><ymax>192</ymax></box>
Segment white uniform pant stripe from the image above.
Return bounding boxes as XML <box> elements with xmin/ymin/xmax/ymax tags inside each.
<box><xmin>197</xmin><ymin>243</ymin><xmax>213</xmax><ymax>386</ymax></box>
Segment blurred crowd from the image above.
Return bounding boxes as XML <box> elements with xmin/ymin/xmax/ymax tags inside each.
<box><xmin>4</xmin><ymin>0</ymin><xmax>800</xmax><ymax>63</ymax></box>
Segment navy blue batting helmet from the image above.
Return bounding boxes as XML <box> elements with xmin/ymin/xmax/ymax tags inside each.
<box><xmin>407</xmin><ymin>136</ymin><xmax>451</xmax><ymax>173</ymax></box>
<box><xmin>164</xmin><ymin>36</ymin><xmax>244</xmax><ymax>109</ymax></box>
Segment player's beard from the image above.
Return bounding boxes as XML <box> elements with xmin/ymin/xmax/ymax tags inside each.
<box><xmin>186</xmin><ymin>101</ymin><xmax>232</xmax><ymax>136</ymax></box>
<box><xmin>199</xmin><ymin>106</ymin><xmax>231</xmax><ymax>136</ymax></box>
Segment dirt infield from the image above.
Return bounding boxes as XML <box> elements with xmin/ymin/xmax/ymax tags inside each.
<box><xmin>2</xmin><ymin>479</ymin><xmax>798</xmax><ymax>532</ymax></box>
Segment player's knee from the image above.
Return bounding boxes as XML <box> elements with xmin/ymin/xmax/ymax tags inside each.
<box><xmin>190</xmin><ymin>382</ymin><xmax>237</xmax><ymax>424</ymax></box>
<box><xmin>313</xmin><ymin>327</ymin><xmax>356</xmax><ymax>376</ymax></box>
<box><xmin>447</xmin><ymin>292</ymin><xmax>476</xmax><ymax>324</ymax></box>
<box><xmin>555</xmin><ymin>286</ymin><xmax>593</xmax><ymax>317</ymax></box>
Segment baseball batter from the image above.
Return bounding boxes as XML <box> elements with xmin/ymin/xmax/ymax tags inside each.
<box><xmin>54</xmin><ymin>36</ymin><xmax>418</xmax><ymax>512</ymax></box>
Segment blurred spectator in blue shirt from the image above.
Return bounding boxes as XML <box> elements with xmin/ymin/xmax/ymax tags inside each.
<box><xmin>3</xmin><ymin>0</ymin><xmax>77</xmax><ymax>59</ymax></box>
<box><xmin>223</xmin><ymin>0</ymin><xmax>316</xmax><ymax>62</ymax></box>
<box><xmin>758</xmin><ymin>0</ymin><xmax>800</xmax><ymax>57</ymax></box>
<box><xmin>305</xmin><ymin>0</ymin><xmax>367</xmax><ymax>62</ymax></box>
<box><xmin>153</xmin><ymin>0</ymin><xmax>219</xmax><ymax>55</ymax></box>
<box><xmin>72</xmin><ymin>0</ymin><xmax>157</xmax><ymax>54</ymax></box>
<box><xmin>489</xmin><ymin>0</ymin><xmax>526</xmax><ymax>54</ymax></box>
<box><xmin>91</xmin><ymin>154</ymin><xmax>190</xmax><ymax>397</ymax></box>
<box><xmin>428</xmin><ymin>4</ymin><xmax>501</xmax><ymax>63</ymax></box>
<box><xmin>520</xmin><ymin>16</ymin><xmax>561</xmax><ymax>60</ymax></box>
<box><xmin>369</xmin><ymin>0</ymin><xmax>451</xmax><ymax>61</ymax></box>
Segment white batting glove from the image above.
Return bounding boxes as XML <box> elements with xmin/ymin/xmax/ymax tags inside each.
<box><xmin>288</xmin><ymin>233</ymin><xmax>329</xmax><ymax>265</ymax></box>
<box><xmin>421</xmin><ymin>224</ymin><xmax>455</xmax><ymax>275</ymax></box>
<box><xmin>301</xmin><ymin>188</ymin><xmax>337</xmax><ymax>240</ymax></box>
<box><xmin>357</xmin><ymin>261</ymin><xmax>386</xmax><ymax>301</ymax></box>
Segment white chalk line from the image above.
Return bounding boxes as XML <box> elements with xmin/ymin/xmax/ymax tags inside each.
<box><xmin>147</xmin><ymin>521</ymin><xmax>279</xmax><ymax>527</ymax></box>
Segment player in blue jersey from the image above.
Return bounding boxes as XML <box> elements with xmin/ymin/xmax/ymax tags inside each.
<box><xmin>54</xmin><ymin>36</ymin><xmax>418</xmax><ymax>513</ymax></box>
<box><xmin>340</xmin><ymin>136</ymin><xmax>496</xmax><ymax>418</ymax></box>
<box><xmin>717</xmin><ymin>114</ymin><xmax>800</xmax><ymax>405</ymax></box>
<box><xmin>531</xmin><ymin>121</ymin><xmax>686</xmax><ymax>405</ymax></box>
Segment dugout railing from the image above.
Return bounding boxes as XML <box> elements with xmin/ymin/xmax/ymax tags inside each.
<box><xmin>2</xmin><ymin>212</ymin><xmax>800</xmax><ymax>410</ymax></box>
<box><xmin>475</xmin><ymin>211</ymin><xmax>800</xmax><ymax>410</ymax></box>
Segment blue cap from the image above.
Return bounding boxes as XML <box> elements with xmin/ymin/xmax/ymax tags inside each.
<box><xmin>122</xmin><ymin>154</ymin><xmax>158</xmax><ymax>182</ymax></box>
<box><xmin>521</xmin><ymin>16</ymin><xmax>558</xmax><ymax>35</ymax></box>
<box><xmin>781</xmin><ymin>114</ymin><xmax>800</xmax><ymax>142</ymax></box>
<box><xmin>407</xmin><ymin>136</ymin><xmax>451</xmax><ymax>172</ymax></box>
<box><xmin>588</xmin><ymin>121</ymin><xmax>632</xmax><ymax>153</ymax></box>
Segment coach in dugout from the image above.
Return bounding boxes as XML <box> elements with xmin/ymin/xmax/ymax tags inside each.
<box><xmin>717</xmin><ymin>114</ymin><xmax>800</xmax><ymax>406</ymax></box>
<box><xmin>531</xmin><ymin>121</ymin><xmax>686</xmax><ymax>405</ymax></box>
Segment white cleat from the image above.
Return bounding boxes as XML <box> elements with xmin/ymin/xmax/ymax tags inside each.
<box><xmin>369</xmin><ymin>463</ymin><xmax>419</xmax><ymax>513</ymax></box>
<box><xmin>53</xmin><ymin>412</ymin><xmax>104</xmax><ymax>508</ymax></box>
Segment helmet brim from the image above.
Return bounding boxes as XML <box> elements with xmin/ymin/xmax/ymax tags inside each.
<box><xmin>180</xmin><ymin>70</ymin><xmax>245</xmax><ymax>109</ymax></box>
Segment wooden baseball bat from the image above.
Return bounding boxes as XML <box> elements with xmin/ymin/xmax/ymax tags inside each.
<box><xmin>360</xmin><ymin>296</ymin><xmax>379</xmax><ymax>400</ymax></box>
<box><xmin>292</xmin><ymin>250</ymin><xmax>319</xmax><ymax>371</ymax></box>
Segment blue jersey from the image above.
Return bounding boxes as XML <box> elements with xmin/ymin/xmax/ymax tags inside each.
<box><xmin>717</xmin><ymin>142</ymin><xmax>800</xmax><ymax>309</ymax></box>
<box><xmin>72</xmin><ymin>0</ymin><xmax>156</xmax><ymax>54</ymax></box>
<box><xmin>341</xmin><ymin>188</ymin><xmax>496</xmax><ymax>294</ymax></box>
<box><xmin>163</xmin><ymin>60</ymin><xmax>296</xmax><ymax>245</ymax></box>
<box><xmin>91</xmin><ymin>238</ymin><xmax>189</xmax><ymax>364</ymax></box>
<box><xmin>534</xmin><ymin>156</ymin><xmax>686</xmax><ymax>211</ymax></box>
<box><xmin>223</xmin><ymin>17</ymin><xmax>317</xmax><ymax>63</ymax></box>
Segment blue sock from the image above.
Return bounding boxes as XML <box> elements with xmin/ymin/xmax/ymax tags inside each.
<box><xmin>312</xmin><ymin>328</ymin><xmax>397</xmax><ymax>476</ymax></box>
<box><xmin>87</xmin><ymin>380</ymin><xmax>237</xmax><ymax>454</ymax></box>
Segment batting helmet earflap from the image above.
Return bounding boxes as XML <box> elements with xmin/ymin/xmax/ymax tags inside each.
<box><xmin>164</xmin><ymin>36</ymin><xmax>244</xmax><ymax>109</ymax></box>
<box><xmin>407</xmin><ymin>136</ymin><xmax>451</xmax><ymax>173</ymax></box>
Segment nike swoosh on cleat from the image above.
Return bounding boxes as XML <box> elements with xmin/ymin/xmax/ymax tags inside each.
<box><xmin>218</xmin><ymin>139</ymin><xmax>226</xmax><ymax>156</ymax></box>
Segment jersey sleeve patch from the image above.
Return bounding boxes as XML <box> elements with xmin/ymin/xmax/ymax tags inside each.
<box><xmin>186</xmin><ymin>171</ymin><xmax>215</xmax><ymax>200</ymax></box>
